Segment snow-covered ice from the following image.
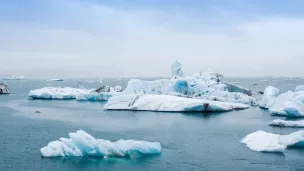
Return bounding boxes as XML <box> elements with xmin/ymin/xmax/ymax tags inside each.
<box><xmin>241</xmin><ymin>130</ymin><xmax>304</xmax><ymax>152</ymax></box>
<box><xmin>28</xmin><ymin>87</ymin><xmax>121</xmax><ymax>101</ymax></box>
<box><xmin>270</xmin><ymin>119</ymin><xmax>304</xmax><ymax>128</ymax></box>
<box><xmin>104</xmin><ymin>94</ymin><xmax>249</xmax><ymax>112</ymax></box>
<box><xmin>40</xmin><ymin>130</ymin><xmax>161</xmax><ymax>157</ymax></box>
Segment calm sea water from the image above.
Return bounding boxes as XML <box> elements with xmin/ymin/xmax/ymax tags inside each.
<box><xmin>0</xmin><ymin>78</ymin><xmax>304</xmax><ymax>171</ymax></box>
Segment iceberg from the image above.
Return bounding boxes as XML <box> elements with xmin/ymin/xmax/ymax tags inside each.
<box><xmin>40</xmin><ymin>130</ymin><xmax>161</xmax><ymax>158</ymax></box>
<box><xmin>104</xmin><ymin>94</ymin><xmax>249</xmax><ymax>112</ymax></box>
<box><xmin>171</xmin><ymin>60</ymin><xmax>184</xmax><ymax>77</ymax></box>
<box><xmin>28</xmin><ymin>87</ymin><xmax>122</xmax><ymax>101</ymax></box>
<box><xmin>28</xmin><ymin>87</ymin><xmax>91</xmax><ymax>100</ymax></box>
<box><xmin>259</xmin><ymin>86</ymin><xmax>304</xmax><ymax>117</ymax></box>
<box><xmin>123</xmin><ymin>71</ymin><xmax>256</xmax><ymax>106</ymax></box>
<box><xmin>269</xmin><ymin>119</ymin><xmax>304</xmax><ymax>128</ymax></box>
<box><xmin>295</xmin><ymin>85</ymin><xmax>304</xmax><ymax>92</ymax></box>
<box><xmin>0</xmin><ymin>83</ymin><xmax>9</xmax><ymax>94</ymax></box>
<box><xmin>259</xmin><ymin>86</ymin><xmax>280</xmax><ymax>108</ymax></box>
<box><xmin>241</xmin><ymin>130</ymin><xmax>304</xmax><ymax>152</ymax></box>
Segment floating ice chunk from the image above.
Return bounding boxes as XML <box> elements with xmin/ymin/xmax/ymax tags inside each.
<box><xmin>295</xmin><ymin>85</ymin><xmax>304</xmax><ymax>92</ymax></box>
<box><xmin>259</xmin><ymin>86</ymin><xmax>280</xmax><ymax>108</ymax></box>
<box><xmin>171</xmin><ymin>60</ymin><xmax>184</xmax><ymax>77</ymax></box>
<box><xmin>259</xmin><ymin>86</ymin><xmax>304</xmax><ymax>117</ymax></box>
<box><xmin>241</xmin><ymin>130</ymin><xmax>304</xmax><ymax>152</ymax></box>
<box><xmin>268</xmin><ymin>91</ymin><xmax>294</xmax><ymax>115</ymax></box>
<box><xmin>28</xmin><ymin>87</ymin><xmax>122</xmax><ymax>101</ymax></box>
<box><xmin>104</xmin><ymin>94</ymin><xmax>249</xmax><ymax>112</ymax></box>
<box><xmin>28</xmin><ymin>87</ymin><xmax>90</xmax><ymax>100</ymax></box>
<box><xmin>40</xmin><ymin>130</ymin><xmax>161</xmax><ymax>158</ymax></box>
<box><xmin>269</xmin><ymin>119</ymin><xmax>304</xmax><ymax>128</ymax></box>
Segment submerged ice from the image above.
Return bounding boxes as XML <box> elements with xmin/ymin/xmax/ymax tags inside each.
<box><xmin>241</xmin><ymin>130</ymin><xmax>304</xmax><ymax>152</ymax></box>
<box><xmin>41</xmin><ymin>130</ymin><xmax>161</xmax><ymax>158</ymax></box>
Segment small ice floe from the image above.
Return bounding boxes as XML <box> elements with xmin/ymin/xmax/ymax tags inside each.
<box><xmin>241</xmin><ymin>130</ymin><xmax>304</xmax><ymax>152</ymax></box>
<box><xmin>269</xmin><ymin>119</ymin><xmax>304</xmax><ymax>128</ymax></box>
<box><xmin>40</xmin><ymin>130</ymin><xmax>161</xmax><ymax>158</ymax></box>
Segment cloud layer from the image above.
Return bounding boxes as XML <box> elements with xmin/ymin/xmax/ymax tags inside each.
<box><xmin>0</xmin><ymin>0</ymin><xmax>304</xmax><ymax>78</ymax></box>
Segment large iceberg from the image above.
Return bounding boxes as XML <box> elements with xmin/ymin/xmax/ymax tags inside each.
<box><xmin>104</xmin><ymin>94</ymin><xmax>249</xmax><ymax>112</ymax></box>
<box><xmin>41</xmin><ymin>130</ymin><xmax>161</xmax><ymax>158</ymax></box>
<box><xmin>270</xmin><ymin>119</ymin><xmax>304</xmax><ymax>128</ymax></box>
<box><xmin>259</xmin><ymin>86</ymin><xmax>304</xmax><ymax>117</ymax></box>
<box><xmin>123</xmin><ymin>72</ymin><xmax>256</xmax><ymax>106</ymax></box>
<box><xmin>28</xmin><ymin>87</ymin><xmax>121</xmax><ymax>101</ymax></box>
<box><xmin>241</xmin><ymin>130</ymin><xmax>304</xmax><ymax>152</ymax></box>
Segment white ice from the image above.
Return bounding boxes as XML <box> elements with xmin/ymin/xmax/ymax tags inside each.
<box><xmin>28</xmin><ymin>87</ymin><xmax>121</xmax><ymax>101</ymax></box>
<box><xmin>259</xmin><ymin>86</ymin><xmax>280</xmax><ymax>108</ymax></box>
<box><xmin>295</xmin><ymin>85</ymin><xmax>304</xmax><ymax>92</ymax></box>
<box><xmin>123</xmin><ymin>73</ymin><xmax>256</xmax><ymax>106</ymax></box>
<box><xmin>269</xmin><ymin>119</ymin><xmax>304</xmax><ymax>128</ymax></box>
<box><xmin>40</xmin><ymin>130</ymin><xmax>161</xmax><ymax>157</ymax></box>
<box><xmin>104</xmin><ymin>94</ymin><xmax>249</xmax><ymax>112</ymax></box>
<box><xmin>241</xmin><ymin>130</ymin><xmax>304</xmax><ymax>152</ymax></box>
<box><xmin>171</xmin><ymin>60</ymin><xmax>184</xmax><ymax>77</ymax></box>
<box><xmin>259</xmin><ymin>86</ymin><xmax>304</xmax><ymax>117</ymax></box>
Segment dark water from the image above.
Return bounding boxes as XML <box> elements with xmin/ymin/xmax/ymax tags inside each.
<box><xmin>0</xmin><ymin>78</ymin><xmax>304</xmax><ymax>171</ymax></box>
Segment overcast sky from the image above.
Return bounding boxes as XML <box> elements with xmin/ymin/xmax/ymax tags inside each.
<box><xmin>1</xmin><ymin>0</ymin><xmax>304</xmax><ymax>78</ymax></box>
